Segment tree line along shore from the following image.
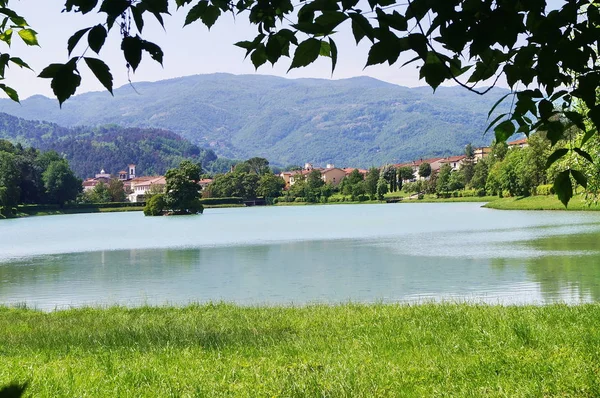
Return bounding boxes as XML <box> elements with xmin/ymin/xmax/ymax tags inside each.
<box><xmin>2</xmin><ymin>127</ymin><xmax>600</xmax><ymax>218</ymax></box>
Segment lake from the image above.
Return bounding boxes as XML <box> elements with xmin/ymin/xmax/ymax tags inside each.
<box><xmin>1</xmin><ymin>203</ymin><xmax>600</xmax><ymax>309</ymax></box>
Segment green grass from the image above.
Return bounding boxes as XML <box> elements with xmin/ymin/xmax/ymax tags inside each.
<box><xmin>484</xmin><ymin>195</ymin><xmax>600</xmax><ymax>211</ymax></box>
<box><xmin>2</xmin><ymin>303</ymin><xmax>600</xmax><ymax>397</ymax></box>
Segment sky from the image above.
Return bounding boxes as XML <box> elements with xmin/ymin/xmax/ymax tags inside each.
<box><xmin>5</xmin><ymin>1</ymin><xmax>426</xmax><ymax>99</ymax></box>
<box><xmin>5</xmin><ymin>0</ymin><xmax>563</xmax><ymax>99</ymax></box>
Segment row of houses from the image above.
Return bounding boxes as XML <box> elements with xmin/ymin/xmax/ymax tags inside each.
<box><xmin>394</xmin><ymin>139</ymin><xmax>528</xmax><ymax>181</ymax></box>
<box><xmin>279</xmin><ymin>163</ymin><xmax>368</xmax><ymax>188</ymax></box>
<box><xmin>81</xmin><ymin>138</ymin><xmax>528</xmax><ymax>200</ymax></box>
<box><xmin>82</xmin><ymin>164</ymin><xmax>212</xmax><ymax>202</ymax></box>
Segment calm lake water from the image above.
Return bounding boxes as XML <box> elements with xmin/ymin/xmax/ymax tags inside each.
<box><xmin>1</xmin><ymin>203</ymin><xmax>600</xmax><ymax>309</ymax></box>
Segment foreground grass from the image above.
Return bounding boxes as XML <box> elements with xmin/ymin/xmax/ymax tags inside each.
<box><xmin>2</xmin><ymin>304</ymin><xmax>600</xmax><ymax>397</ymax></box>
<box><xmin>484</xmin><ymin>195</ymin><xmax>600</xmax><ymax>211</ymax></box>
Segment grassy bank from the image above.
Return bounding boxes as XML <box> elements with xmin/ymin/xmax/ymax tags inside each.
<box><xmin>484</xmin><ymin>195</ymin><xmax>600</xmax><ymax>211</ymax></box>
<box><xmin>2</xmin><ymin>303</ymin><xmax>600</xmax><ymax>397</ymax></box>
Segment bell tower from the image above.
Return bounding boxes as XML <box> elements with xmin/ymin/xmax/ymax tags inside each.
<box><xmin>128</xmin><ymin>164</ymin><xmax>136</xmax><ymax>179</ymax></box>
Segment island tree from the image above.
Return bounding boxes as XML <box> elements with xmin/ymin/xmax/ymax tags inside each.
<box><xmin>164</xmin><ymin>160</ymin><xmax>204</xmax><ymax>215</ymax></box>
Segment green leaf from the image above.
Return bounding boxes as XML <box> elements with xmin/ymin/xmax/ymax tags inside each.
<box><xmin>573</xmin><ymin>148</ymin><xmax>594</xmax><ymax>163</ymax></box>
<box><xmin>366</xmin><ymin>41</ymin><xmax>389</xmax><ymax>66</ymax></box>
<box><xmin>0</xmin><ymin>28</ymin><xmax>12</xmax><ymax>46</ymax></box>
<box><xmin>17</xmin><ymin>28</ymin><xmax>38</xmax><ymax>46</ymax></box>
<box><xmin>38</xmin><ymin>63</ymin><xmax>64</xmax><ymax>78</ymax></box>
<box><xmin>88</xmin><ymin>25</ymin><xmax>107</xmax><ymax>54</ymax></box>
<box><xmin>319</xmin><ymin>40</ymin><xmax>330</xmax><ymax>57</ymax></box>
<box><xmin>570</xmin><ymin>169</ymin><xmax>588</xmax><ymax>189</ymax></box>
<box><xmin>64</xmin><ymin>0</ymin><xmax>99</xmax><ymax>14</ymax></box>
<box><xmin>554</xmin><ymin>170</ymin><xmax>573</xmax><ymax>208</ymax></box>
<box><xmin>250</xmin><ymin>44</ymin><xmax>267</xmax><ymax>68</ymax></box>
<box><xmin>67</xmin><ymin>27</ymin><xmax>90</xmax><ymax>55</ymax></box>
<box><xmin>203</xmin><ymin>4</ymin><xmax>221</xmax><ymax>29</ymax></box>
<box><xmin>0</xmin><ymin>83</ymin><xmax>18</xmax><ymax>102</ymax></box>
<box><xmin>538</xmin><ymin>99</ymin><xmax>554</xmax><ymax>120</ymax></box>
<box><xmin>329</xmin><ymin>37</ymin><xmax>337</xmax><ymax>74</ymax></box>
<box><xmin>349</xmin><ymin>13</ymin><xmax>374</xmax><ymax>44</ymax></box>
<box><xmin>141</xmin><ymin>40</ymin><xmax>163</xmax><ymax>65</ymax></box>
<box><xmin>99</xmin><ymin>0</ymin><xmax>130</xmax><ymax>16</ymax></box>
<box><xmin>131</xmin><ymin>4</ymin><xmax>145</xmax><ymax>32</ymax></box>
<box><xmin>289</xmin><ymin>38</ymin><xmax>321</xmax><ymax>70</ymax></box>
<box><xmin>48</xmin><ymin>61</ymin><xmax>81</xmax><ymax>107</ymax></box>
<box><xmin>185</xmin><ymin>1</ymin><xmax>207</xmax><ymax>25</ymax></box>
<box><xmin>121</xmin><ymin>35</ymin><xmax>143</xmax><ymax>71</ymax></box>
<box><xmin>487</xmin><ymin>92</ymin><xmax>511</xmax><ymax>119</ymax></box>
<box><xmin>484</xmin><ymin>113</ymin><xmax>508</xmax><ymax>134</ymax></box>
<box><xmin>545</xmin><ymin>121</ymin><xmax>565</xmax><ymax>146</ymax></box>
<box><xmin>84</xmin><ymin>57</ymin><xmax>113</xmax><ymax>94</ymax></box>
<box><xmin>581</xmin><ymin>129</ymin><xmax>595</xmax><ymax>147</ymax></box>
<box><xmin>545</xmin><ymin>148</ymin><xmax>568</xmax><ymax>168</ymax></box>
<box><xmin>419</xmin><ymin>52</ymin><xmax>447</xmax><ymax>90</ymax></box>
<box><xmin>587</xmin><ymin>105</ymin><xmax>600</xmax><ymax>132</ymax></box>
<box><xmin>9</xmin><ymin>57</ymin><xmax>31</xmax><ymax>70</ymax></box>
<box><xmin>494</xmin><ymin>120</ymin><xmax>515</xmax><ymax>142</ymax></box>
<box><xmin>314</xmin><ymin>11</ymin><xmax>347</xmax><ymax>33</ymax></box>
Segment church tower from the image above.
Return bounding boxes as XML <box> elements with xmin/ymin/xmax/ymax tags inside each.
<box><xmin>128</xmin><ymin>164</ymin><xmax>136</xmax><ymax>179</ymax></box>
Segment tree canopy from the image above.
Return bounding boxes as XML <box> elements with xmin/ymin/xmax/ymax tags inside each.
<box><xmin>0</xmin><ymin>0</ymin><xmax>598</xmax><ymax>205</ymax></box>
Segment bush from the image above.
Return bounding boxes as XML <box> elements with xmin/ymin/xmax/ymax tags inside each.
<box><xmin>535</xmin><ymin>184</ymin><xmax>554</xmax><ymax>196</ymax></box>
<box><xmin>358</xmin><ymin>195</ymin><xmax>369</xmax><ymax>202</ymax></box>
<box><xmin>417</xmin><ymin>194</ymin><xmax>424</xmax><ymax>200</ymax></box>
<box><xmin>144</xmin><ymin>194</ymin><xmax>166</xmax><ymax>216</ymax></box>
<box><xmin>272</xmin><ymin>198</ymin><xmax>279</xmax><ymax>204</ymax></box>
<box><xmin>294</xmin><ymin>197</ymin><xmax>305</xmax><ymax>203</ymax></box>
<box><xmin>452</xmin><ymin>191</ymin><xmax>459</xmax><ymax>198</ymax></box>
<box><xmin>477</xmin><ymin>188</ymin><xmax>486</xmax><ymax>197</ymax></box>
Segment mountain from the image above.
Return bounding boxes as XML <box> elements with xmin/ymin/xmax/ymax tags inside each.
<box><xmin>0</xmin><ymin>73</ymin><xmax>509</xmax><ymax>167</ymax></box>
<box><xmin>0</xmin><ymin>112</ymin><xmax>227</xmax><ymax>178</ymax></box>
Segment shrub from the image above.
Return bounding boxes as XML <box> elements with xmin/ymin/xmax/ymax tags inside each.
<box><xmin>535</xmin><ymin>184</ymin><xmax>554</xmax><ymax>196</ymax></box>
<box><xmin>144</xmin><ymin>194</ymin><xmax>166</xmax><ymax>216</ymax></box>
<box><xmin>294</xmin><ymin>197</ymin><xmax>305</xmax><ymax>203</ymax></box>
<box><xmin>417</xmin><ymin>193</ymin><xmax>424</xmax><ymax>200</ymax></box>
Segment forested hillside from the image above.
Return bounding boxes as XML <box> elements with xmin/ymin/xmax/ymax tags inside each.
<box><xmin>0</xmin><ymin>74</ymin><xmax>508</xmax><ymax>167</ymax></box>
<box><xmin>0</xmin><ymin>113</ymin><xmax>229</xmax><ymax>178</ymax></box>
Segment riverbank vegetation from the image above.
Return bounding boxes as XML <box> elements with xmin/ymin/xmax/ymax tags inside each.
<box><xmin>2</xmin><ymin>303</ymin><xmax>600</xmax><ymax>397</ymax></box>
<box><xmin>484</xmin><ymin>195</ymin><xmax>600</xmax><ymax>211</ymax></box>
<box><xmin>0</xmin><ymin>140</ymin><xmax>81</xmax><ymax>218</ymax></box>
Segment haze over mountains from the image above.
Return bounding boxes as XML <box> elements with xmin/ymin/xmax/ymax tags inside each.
<box><xmin>0</xmin><ymin>73</ymin><xmax>508</xmax><ymax>167</ymax></box>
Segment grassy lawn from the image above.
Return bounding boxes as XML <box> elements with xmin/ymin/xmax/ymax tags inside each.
<box><xmin>2</xmin><ymin>303</ymin><xmax>600</xmax><ymax>397</ymax></box>
<box><xmin>484</xmin><ymin>195</ymin><xmax>600</xmax><ymax>211</ymax></box>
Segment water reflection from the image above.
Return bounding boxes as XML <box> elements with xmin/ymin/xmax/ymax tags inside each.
<box><xmin>1</xmin><ymin>205</ymin><xmax>599</xmax><ymax>309</ymax></box>
<box><xmin>0</xmin><ymin>233</ymin><xmax>597</xmax><ymax>309</ymax></box>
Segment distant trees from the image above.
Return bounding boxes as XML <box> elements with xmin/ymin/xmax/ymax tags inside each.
<box><xmin>82</xmin><ymin>178</ymin><xmax>126</xmax><ymax>203</ymax></box>
<box><xmin>0</xmin><ymin>140</ymin><xmax>81</xmax><ymax>216</ymax></box>
<box><xmin>376</xmin><ymin>176</ymin><xmax>388</xmax><ymax>200</ymax></box>
<box><xmin>398</xmin><ymin>166</ymin><xmax>415</xmax><ymax>183</ymax></box>
<box><xmin>436</xmin><ymin>164</ymin><xmax>453</xmax><ymax>195</ymax></box>
<box><xmin>418</xmin><ymin>163</ymin><xmax>432</xmax><ymax>179</ymax></box>
<box><xmin>462</xmin><ymin>144</ymin><xmax>475</xmax><ymax>186</ymax></box>
<box><xmin>364</xmin><ymin>168</ymin><xmax>380</xmax><ymax>200</ymax></box>
<box><xmin>381</xmin><ymin>166</ymin><xmax>398</xmax><ymax>192</ymax></box>
<box><xmin>257</xmin><ymin>173</ymin><xmax>285</xmax><ymax>198</ymax></box>
<box><xmin>42</xmin><ymin>160</ymin><xmax>83</xmax><ymax>207</ymax></box>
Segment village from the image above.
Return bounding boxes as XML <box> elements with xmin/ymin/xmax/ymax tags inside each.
<box><xmin>80</xmin><ymin>138</ymin><xmax>529</xmax><ymax>201</ymax></box>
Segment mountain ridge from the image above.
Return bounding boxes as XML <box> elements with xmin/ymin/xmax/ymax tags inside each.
<box><xmin>0</xmin><ymin>73</ymin><xmax>509</xmax><ymax>167</ymax></box>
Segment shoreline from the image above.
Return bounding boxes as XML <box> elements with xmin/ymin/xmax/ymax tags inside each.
<box><xmin>7</xmin><ymin>194</ymin><xmax>599</xmax><ymax>219</ymax></box>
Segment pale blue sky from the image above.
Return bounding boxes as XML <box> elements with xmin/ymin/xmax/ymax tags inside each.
<box><xmin>5</xmin><ymin>1</ymin><xmax>562</xmax><ymax>98</ymax></box>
